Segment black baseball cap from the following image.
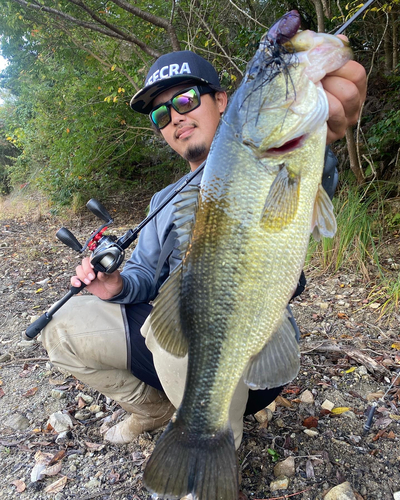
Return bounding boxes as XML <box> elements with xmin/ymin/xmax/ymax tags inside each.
<box><xmin>130</xmin><ymin>50</ymin><xmax>224</xmax><ymax>115</ymax></box>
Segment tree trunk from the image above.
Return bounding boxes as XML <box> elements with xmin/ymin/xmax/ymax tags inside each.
<box><xmin>312</xmin><ymin>0</ymin><xmax>325</xmax><ymax>32</ymax></box>
<box><xmin>393</xmin><ymin>11</ymin><xmax>398</xmax><ymax>70</ymax></box>
<box><xmin>384</xmin><ymin>23</ymin><xmax>392</xmax><ymax>73</ymax></box>
<box><xmin>346</xmin><ymin>127</ymin><xmax>364</xmax><ymax>184</ymax></box>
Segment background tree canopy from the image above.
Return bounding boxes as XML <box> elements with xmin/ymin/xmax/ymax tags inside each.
<box><xmin>0</xmin><ymin>0</ymin><xmax>399</xmax><ymax>206</ymax></box>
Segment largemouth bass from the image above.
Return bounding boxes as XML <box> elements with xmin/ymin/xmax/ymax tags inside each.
<box><xmin>144</xmin><ymin>22</ymin><xmax>352</xmax><ymax>500</ymax></box>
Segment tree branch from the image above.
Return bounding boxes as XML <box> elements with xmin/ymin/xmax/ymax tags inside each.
<box><xmin>109</xmin><ymin>0</ymin><xmax>181</xmax><ymax>51</ymax></box>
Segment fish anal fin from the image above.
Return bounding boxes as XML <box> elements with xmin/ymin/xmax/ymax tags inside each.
<box><xmin>144</xmin><ymin>419</ymin><xmax>239</xmax><ymax>500</ymax></box>
<box><xmin>150</xmin><ymin>264</ymin><xmax>188</xmax><ymax>357</ymax></box>
<box><xmin>311</xmin><ymin>184</ymin><xmax>337</xmax><ymax>240</ymax></box>
<box><xmin>243</xmin><ymin>311</ymin><xmax>300</xmax><ymax>390</ymax></box>
<box><xmin>261</xmin><ymin>165</ymin><xmax>300</xmax><ymax>231</ymax></box>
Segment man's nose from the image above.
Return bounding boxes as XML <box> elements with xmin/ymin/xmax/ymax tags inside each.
<box><xmin>170</xmin><ymin>107</ymin><xmax>186</xmax><ymax>124</ymax></box>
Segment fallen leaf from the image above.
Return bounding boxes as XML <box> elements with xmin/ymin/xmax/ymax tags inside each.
<box><xmin>345</xmin><ymin>367</ymin><xmax>357</xmax><ymax>373</ymax></box>
<box><xmin>78</xmin><ymin>397</ymin><xmax>86</xmax><ymax>408</ymax></box>
<box><xmin>331</xmin><ymin>407</ymin><xmax>352</xmax><ymax>415</ymax></box>
<box><xmin>49</xmin><ymin>450</ymin><xmax>66</xmax><ymax>464</ymax></box>
<box><xmin>337</xmin><ymin>312</ymin><xmax>349</xmax><ymax>319</ymax></box>
<box><xmin>303</xmin><ymin>416</ymin><xmax>319</xmax><ymax>429</ymax></box>
<box><xmin>391</xmin><ymin>343</ymin><xmax>400</xmax><ymax>350</ymax></box>
<box><xmin>11</xmin><ymin>480</ymin><xmax>26</xmax><ymax>492</ymax></box>
<box><xmin>0</xmin><ymin>387</ymin><xmax>5</xmax><ymax>398</ymax></box>
<box><xmin>23</xmin><ymin>386</ymin><xmax>38</xmax><ymax>397</ymax></box>
<box><xmin>44</xmin><ymin>475</ymin><xmax>68</xmax><ymax>494</ymax></box>
<box><xmin>275</xmin><ymin>395</ymin><xmax>292</xmax><ymax>408</ymax></box>
<box><xmin>43</xmin><ymin>462</ymin><xmax>63</xmax><ymax>476</ymax></box>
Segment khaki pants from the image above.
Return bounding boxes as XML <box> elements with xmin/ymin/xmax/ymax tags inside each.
<box><xmin>41</xmin><ymin>295</ymin><xmax>248</xmax><ymax>448</ymax></box>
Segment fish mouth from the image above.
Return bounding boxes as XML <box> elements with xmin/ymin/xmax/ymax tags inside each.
<box><xmin>263</xmin><ymin>134</ymin><xmax>307</xmax><ymax>156</ymax></box>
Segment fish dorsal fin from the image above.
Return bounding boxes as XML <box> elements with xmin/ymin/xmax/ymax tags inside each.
<box><xmin>243</xmin><ymin>310</ymin><xmax>300</xmax><ymax>390</ymax></box>
<box><xmin>261</xmin><ymin>165</ymin><xmax>300</xmax><ymax>230</ymax></box>
<box><xmin>149</xmin><ymin>186</ymin><xmax>200</xmax><ymax>358</ymax></box>
<box><xmin>150</xmin><ymin>263</ymin><xmax>188</xmax><ymax>357</ymax></box>
<box><xmin>312</xmin><ymin>184</ymin><xmax>337</xmax><ymax>241</ymax></box>
<box><xmin>172</xmin><ymin>185</ymin><xmax>200</xmax><ymax>258</ymax></box>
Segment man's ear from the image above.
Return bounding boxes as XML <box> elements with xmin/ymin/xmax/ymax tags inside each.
<box><xmin>215</xmin><ymin>91</ymin><xmax>228</xmax><ymax>114</ymax></box>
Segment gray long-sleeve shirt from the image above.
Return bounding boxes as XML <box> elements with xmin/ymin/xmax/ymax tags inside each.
<box><xmin>107</xmin><ymin>147</ymin><xmax>338</xmax><ymax>306</ymax></box>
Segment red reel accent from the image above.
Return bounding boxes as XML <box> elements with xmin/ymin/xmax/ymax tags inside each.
<box><xmin>88</xmin><ymin>227</ymin><xmax>108</xmax><ymax>251</ymax></box>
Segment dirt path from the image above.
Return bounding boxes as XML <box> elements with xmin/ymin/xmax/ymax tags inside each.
<box><xmin>1</xmin><ymin>204</ymin><xmax>400</xmax><ymax>500</ymax></box>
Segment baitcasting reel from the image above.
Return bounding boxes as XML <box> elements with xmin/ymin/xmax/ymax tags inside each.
<box><xmin>56</xmin><ymin>199</ymin><xmax>125</xmax><ymax>274</ymax></box>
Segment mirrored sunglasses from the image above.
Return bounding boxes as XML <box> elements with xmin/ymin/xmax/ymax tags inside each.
<box><xmin>149</xmin><ymin>86</ymin><xmax>214</xmax><ymax>130</ymax></box>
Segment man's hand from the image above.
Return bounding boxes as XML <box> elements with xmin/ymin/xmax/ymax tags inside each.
<box><xmin>72</xmin><ymin>256</ymin><xmax>123</xmax><ymax>300</ymax></box>
<box><xmin>322</xmin><ymin>36</ymin><xmax>367</xmax><ymax>144</ymax></box>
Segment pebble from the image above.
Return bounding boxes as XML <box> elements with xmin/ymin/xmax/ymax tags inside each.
<box><xmin>254</xmin><ymin>408</ymin><xmax>273</xmax><ymax>424</ymax></box>
<box><xmin>300</xmin><ymin>389</ymin><xmax>314</xmax><ymax>404</ymax></box>
<box><xmin>75</xmin><ymin>410</ymin><xmax>92</xmax><ymax>420</ymax></box>
<box><xmin>341</xmin><ymin>411</ymin><xmax>357</xmax><ymax>419</ymax></box>
<box><xmin>48</xmin><ymin>411</ymin><xmax>74</xmax><ymax>433</ymax></box>
<box><xmin>304</xmin><ymin>429</ymin><xmax>319</xmax><ymax>437</ymax></box>
<box><xmin>356</xmin><ymin>365</ymin><xmax>368</xmax><ymax>376</ymax></box>
<box><xmin>323</xmin><ymin>481</ymin><xmax>356</xmax><ymax>499</ymax></box>
<box><xmin>56</xmin><ymin>431</ymin><xmax>70</xmax><ymax>443</ymax></box>
<box><xmin>89</xmin><ymin>404</ymin><xmax>102</xmax><ymax>414</ymax></box>
<box><xmin>84</xmin><ymin>479</ymin><xmax>101</xmax><ymax>489</ymax></box>
<box><xmin>394</xmin><ymin>492</ymin><xmax>400</xmax><ymax>500</ymax></box>
<box><xmin>273</xmin><ymin>456</ymin><xmax>295</xmax><ymax>478</ymax></box>
<box><xmin>5</xmin><ymin>413</ymin><xmax>30</xmax><ymax>430</ymax></box>
<box><xmin>76</xmin><ymin>392</ymin><xmax>94</xmax><ymax>404</ymax></box>
<box><xmin>270</xmin><ymin>476</ymin><xmax>290</xmax><ymax>491</ymax></box>
<box><xmin>51</xmin><ymin>389</ymin><xmax>67</xmax><ymax>399</ymax></box>
<box><xmin>321</xmin><ymin>399</ymin><xmax>335</xmax><ymax>411</ymax></box>
<box><xmin>0</xmin><ymin>353</ymin><xmax>11</xmax><ymax>362</ymax></box>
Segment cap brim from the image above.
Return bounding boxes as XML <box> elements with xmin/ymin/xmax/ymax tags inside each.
<box><xmin>130</xmin><ymin>75</ymin><xmax>214</xmax><ymax>114</ymax></box>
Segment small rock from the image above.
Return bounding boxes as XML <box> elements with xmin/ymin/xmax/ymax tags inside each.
<box><xmin>75</xmin><ymin>392</ymin><xmax>94</xmax><ymax>404</ymax></box>
<box><xmin>319</xmin><ymin>302</ymin><xmax>329</xmax><ymax>310</ymax></box>
<box><xmin>95</xmin><ymin>412</ymin><xmax>106</xmax><ymax>419</ymax></box>
<box><xmin>324</xmin><ymin>481</ymin><xmax>357</xmax><ymax>499</ymax></box>
<box><xmin>0</xmin><ymin>353</ymin><xmax>12</xmax><ymax>362</ymax></box>
<box><xmin>254</xmin><ymin>408</ymin><xmax>273</xmax><ymax>424</ymax></box>
<box><xmin>5</xmin><ymin>413</ymin><xmax>30</xmax><ymax>430</ymax></box>
<box><xmin>321</xmin><ymin>399</ymin><xmax>335</xmax><ymax>411</ymax></box>
<box><xmin>55</xmin><ymin>431</ymin><xmax>70</xmax><ymax>444</ymax></box>
<box><xmin>270</xmin><ymin>476</ymin><xmax>290</xmax><ymax>492</ymax></box>
<box><xmin>51</xmin><ymin>389</ymin><xmax>67</xmax><ymax>400</ymax></box>
<box><xmin>48</xmin><ymin>411</ymin><xmax>74</xmax><ymax>433</ymax></box>
<box><xmin>300</xmin><ymin>390</ymin><xmax>314</xmax><ymax>404</ymax></box>
<box><xmin>89</xmin><ymin>404</ymin><xmax>102</xmax><ymax>414</ymax></box>
<box><xmin>356</xmin><ymin>365</ymin><xmax>368</xmax><ymax>376</ymax></box>
<box><xmin>75</xmin><ymin>409</ymin><xmax>92</xmax><ymax>420</ymax></box>
<box><xmin>341</xmin><ymin>411</ymin><xmax>356</xmax><ymax>419</ymax></box>
<box><xmin>393</xmin><ymin>492</ymin><xmax>400</xmax><ymax>500</ymax></box>
<box><xmin>304</xmin><ymin>429</ymin><xmax>319</xmax><ymax>437</ymax></box>
<box><xmin>273</xmin><ymin>456</ymin><xmax>295</xmax><ymax>478</ymax></box>
<box><xmin>84</xmin><ymin>479</ymin><xmax>101</xmax><ymax>489</ymax></box>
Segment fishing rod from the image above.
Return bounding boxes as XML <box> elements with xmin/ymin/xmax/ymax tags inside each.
<box><xmin>335</xmin><ymin>0</ymin><xmax>377</xmax><ymax>35</ymax></box>
<box><xmin>24</xmin><ymin>164</ymin><xmax>205</xmax><ymax>340</ymax></box>
<box><xmin>24</xmin><ymin>1</ymin><xmax>376</xmax><ymax>340</ymax></box>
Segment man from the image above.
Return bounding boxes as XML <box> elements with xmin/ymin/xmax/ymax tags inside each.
<box><xmin>42</xmin><ymin>46</ymin><xmax>366</xmax><ymax>447</ymax></box>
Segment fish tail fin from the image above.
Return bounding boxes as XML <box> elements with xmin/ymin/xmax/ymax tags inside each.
<box><xmin>144</xmin><ymin>418</ymin><xmax>238</xmax><ymax>500</ymax></box>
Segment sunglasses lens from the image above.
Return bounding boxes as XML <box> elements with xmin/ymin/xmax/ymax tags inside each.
<box><xmin>151</xmin><ymin>105</ymin><xmax>170</xmax><ymax>130</ymax></box>
<box><xmin>172</xmin><ymin>88</ymin><xmax>199</xmax><ymax>113</ymax></box>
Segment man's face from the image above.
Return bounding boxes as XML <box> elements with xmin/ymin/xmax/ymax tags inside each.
<box><xmin>151</xmin><ymin>84</ymin><xmax>228</xmax><ymax>171</ymax></box>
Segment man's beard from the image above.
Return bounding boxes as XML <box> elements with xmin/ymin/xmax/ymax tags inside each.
<box><xmin>183</xmin><ymin>143</ymin><xmax>207</xmax><ymax>163</ymax></box>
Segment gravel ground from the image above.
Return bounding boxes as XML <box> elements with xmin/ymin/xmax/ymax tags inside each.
<box><xmin>1</xmin><ymin>198</ymin><xmax>400</xmax><ymax>500</ymax></box>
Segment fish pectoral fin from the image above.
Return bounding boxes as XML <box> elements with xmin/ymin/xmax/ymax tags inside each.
<box><xmin>260</xmin><ymin>165</ymin><xmax>300</xmax><ymax>231</ymax></box>
<box><xmin>311</xmin><ymin>184</ymin><xmax>337</xmax><ymax>241</ymax></box>
<box><xmin>150</xmin><ymin>264</ymin><xmax>188</xmax><ymax>357</ymax></box>
<box><xmin>243</xmin><ymin>310</ymin><xmax>300</xmax><ymax>390</ymax></box>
